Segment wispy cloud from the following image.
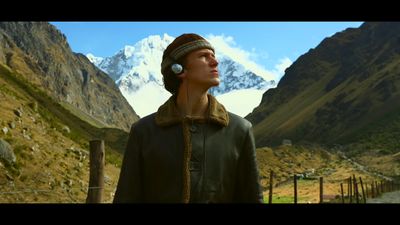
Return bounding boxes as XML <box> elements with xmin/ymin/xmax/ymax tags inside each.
<box><xmin>206</xmin><ymin>34</ymin><xmax>292</xmax><ymax>82</ymax></box>
<box><xmin>274</xmin><ymin>57</ymin><xmax>293</xmax><ymax>80</ymax></box>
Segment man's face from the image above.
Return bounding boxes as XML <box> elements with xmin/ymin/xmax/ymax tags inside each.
<box><xmin>183</xmin><ymin>48</ymin><xmax>220</xmax><ymax>90</ymax></box>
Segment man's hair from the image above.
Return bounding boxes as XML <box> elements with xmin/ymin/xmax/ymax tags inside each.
<box><xmin>161</xmin><ymin>33</ymin><xmax>214</xmax><ymax>95</ymax></box>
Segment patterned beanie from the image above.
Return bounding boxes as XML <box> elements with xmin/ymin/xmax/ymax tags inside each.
<box><xmin>161</xmin><ymin>33</ymin><xmax>215</xmax><ymax>75</ymax></box>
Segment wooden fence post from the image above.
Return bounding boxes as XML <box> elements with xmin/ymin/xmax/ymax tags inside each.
<box><xmin>371</xmin><ymin>183</ymin><xmax>374</xmax><ymax>198</ymax></box>
<box><xmin>353</xmin><ymin>174</ymin><xmax>359</xmax><ymax>204</ymax></box>
<box><xmin>349</xmin><ymin>176</ymin><xmax>353</xmax><ymax>203</ymax></box>
<box><xmin>294</xmin><ymin>174</ymin><xmax>297</xmax><ymax>204</ymax></box>
<box><xmin>268</xmin><ymin>170</ymin><xmax>273</xmax><ymax>204</ymax></box>
<box><xmin>359</xmin><ymin>177</ymin><xmax>366</xmax><ymax>204</ymax></box>
<box><xmin>346</xmin><ymin>177</ymin><xmax>349</xmax><ymax>202</ymax></box>
<box><xmin>384</xmin><ymin>181</ymin><xmax>387</xmax><ymax>192</ymax></box>
<box><xmin>319</xmin><ymin>177</ymin><xmax>323</xmax><ymax>204</ymax></box>
<box><xmin>340</xmin><ymin>183</ymin><xmax>344</xmax><ymax>204</ymax></box>
<box><xmin>86</xmin><ymin>140</ymin><xmax>105</xmax><ymax>203</ymax></box>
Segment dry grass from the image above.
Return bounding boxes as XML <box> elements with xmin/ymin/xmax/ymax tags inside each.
<box><xmin>355</xmin><ymin>150</ymin><xmax>400</xmax><ymax>177</ymax></box>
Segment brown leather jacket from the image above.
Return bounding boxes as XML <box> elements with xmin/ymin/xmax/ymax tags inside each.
<box><xmin>113</xmin><ymin>94</ymin><xmax>264</xmax><ymax>203</ymax></box>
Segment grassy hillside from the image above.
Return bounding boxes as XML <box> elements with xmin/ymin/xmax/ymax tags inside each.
<box><xmin>0</xmin><ymin>62</ymin><xmax>128</xmax><ymax>203</ymax></box>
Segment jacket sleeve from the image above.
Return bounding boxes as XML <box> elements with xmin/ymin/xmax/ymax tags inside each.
<box><xmin>113</xmin><ymin>123</ymin><xmax>143</xmax><ymax>203</ymax></box>
<box><xmin>234</xmin><ymin>125</ymin><xmax>264</xmax><ymax>203</ymax></box>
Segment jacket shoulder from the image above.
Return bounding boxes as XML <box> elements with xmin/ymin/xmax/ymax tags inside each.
<box><xmin>227</xmin><ymin>112</ymin><xmax>252</xmax><ymax>130</ymax></box>
<box><xmin>130</xmin><ymin>113</ymin><xmax>157</xmax><ymax>132</ymax></box>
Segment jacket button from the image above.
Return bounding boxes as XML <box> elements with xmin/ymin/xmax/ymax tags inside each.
<box><xmin>190</xmin><ymin>124</ymin><xmax>197</xmax><ymax>133</ymax></box>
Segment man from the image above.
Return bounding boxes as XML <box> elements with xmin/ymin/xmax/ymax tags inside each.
<box><xmin>113</xmin><ymin>33</ymin><xmax>263</xmax><ymax>203</ymax></box>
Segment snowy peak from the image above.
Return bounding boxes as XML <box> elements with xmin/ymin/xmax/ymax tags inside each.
<box><xmin>123</xmin><ymin>45</ymin><xmax>135</xmax><ymax>59</ymax></box>
<box><xmin>86</xmin><ymin>53</ymin><xmax>103</xmax><ymax>65</ymax></box>
<box><xmin>135</xmin><ymin>34</ymin><xmax>174</xmax><ymax>53</ymax></box>
<box><xmin>88</xmin><ymin>34</ymin><xmax>174</xmax><ymax>85</ymax></box>
<box><xmin>209</xmin><ymin>55</ymin><xmax>273</xmax><ymax>95</ymax></box>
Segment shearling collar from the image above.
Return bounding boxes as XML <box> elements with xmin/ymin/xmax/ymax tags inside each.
<box><xmin>155</xmin><ymin>94</ymin><xmax>229</xmax><ymax>127</ymax></box>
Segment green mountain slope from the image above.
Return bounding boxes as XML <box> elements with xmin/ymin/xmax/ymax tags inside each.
<box><xmin>246</xmin><ymin>22</ymin><xmax>400</xmax><ymax>151</ymax></box>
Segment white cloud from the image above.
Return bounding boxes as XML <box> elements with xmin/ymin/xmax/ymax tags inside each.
<box><xmin>206</xmin><ymin>34</ymin><xmax>291</xmax><ymax>82</ymax></box>
<box><xmin>215</xmin><ymin>89</ymin><xmax>266</xmax><ymax>117</ymax></box>
<box><xmin>274</xmin><ymin>57</ymin><xmax>293</xmax><ymax>80</ymax></box>
<box><xmin>121</xmin><ymin>82</ymin><xmax>171</xmax><ymax>118</ymax></box>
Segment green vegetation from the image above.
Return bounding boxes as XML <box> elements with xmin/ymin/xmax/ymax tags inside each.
<box><xmin>105</xmin><ymin>147</ymin><xmax>123</xmax><ymax>167</ymax></box>
<box><xmin>13</xmin><ymin>144</ymin><xmax>33</xmax><ymax>161</ymax></box>
<box><xmin>0</xmin><ymin>82</ymin><xmax>23</xmax><ymax>100</ymax></box>
<box><xmin>263</xmin><ymin>195</ymin><xmax>308</xmax><ymax>204</ymax></box>
<box><xmin>345</xmin><ymin>105</ymin><xmax>400</xmax><ymax>156</ymax></box>
<box><xmin>59</xmin><ymin>102</ymin><xmax>108</xmax><ymax>129</ymax></box>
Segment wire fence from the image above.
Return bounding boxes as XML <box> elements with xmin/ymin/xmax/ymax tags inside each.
<box><xmin>0</xmin><ymin>186</ymin><xmax>103</xmax><ymax>195</ymax></box>
<box><xmin>0</xmin><ymin>185</ymin><xmax>115</xmax><ymax>203</ymax></box>
<box><xmin>266</xmin><ymin>170</ymin><xmax>400</xmax><ymax>204</ymax></box>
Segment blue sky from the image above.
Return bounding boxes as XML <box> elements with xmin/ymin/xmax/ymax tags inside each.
<box><xmin>51</xmin><ymin>22</ymin><xmax>363</xmax><ymax>79</ymax></box>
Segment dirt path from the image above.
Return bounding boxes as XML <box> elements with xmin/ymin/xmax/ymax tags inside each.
<box><xmin>367</xmin><ymin>191</ymin><xmax>400</xmax><ymax>203</ymax></box>
<box><xmin>338</xmin><ymin>151</ymin><xmax>392</xmax><ymax>181</ymax></box>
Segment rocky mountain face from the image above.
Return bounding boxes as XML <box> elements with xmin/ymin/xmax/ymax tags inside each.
<box><xmin>0</xmin><ymin>22</ymin><xmax>139</xmax><ymax>131</ymax></box>
<box><xmin>246</xmin><ymin>22</ymin><xmax>400</xmax><ymax>150</ymax></box>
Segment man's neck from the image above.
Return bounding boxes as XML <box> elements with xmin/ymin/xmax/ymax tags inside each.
<box><xmin>176</xmin><ymin>85</ymin><xmax>209</xmax><ymax>118</ymax></box>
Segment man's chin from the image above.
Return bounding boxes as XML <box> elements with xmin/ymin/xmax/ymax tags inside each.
<box><xmin>210</xmin><ymin>78</ymin><xmax>220</xmax><ymax>87</ymax></box>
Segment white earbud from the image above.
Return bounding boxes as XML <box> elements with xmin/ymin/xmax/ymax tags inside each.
<box><xmin>171</xmin><ymin>63</ymin><xmax>183</xmax><ymax>74</ymax></box>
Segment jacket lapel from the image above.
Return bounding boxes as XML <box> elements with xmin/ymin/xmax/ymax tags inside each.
<box><xmin>155</xmin><ymin>94</ymin><xmax>229</xmax><ymax>127</ymax></box>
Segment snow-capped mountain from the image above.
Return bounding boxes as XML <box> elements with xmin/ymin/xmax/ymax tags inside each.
<box><xmin>86</xmin><ymin>53</ymin><xmax>103</xmax><ymax>67</ymax></box>
<box><xmin>94</xmin><ymin>34</ymin><xmax>172</xmax><ymax>88</ymax></box>
<box><xmin>209</xmin><ymin>56</ymin><xmax>275</xmax><ymax>96</ymax></box>
<box><xmin>88</xmin><ymin>34</ymin><xmax>276</xmax><ymax>117</ymax></box>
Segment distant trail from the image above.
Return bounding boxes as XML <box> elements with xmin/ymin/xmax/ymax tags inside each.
<box><xmin>338</xmin><ymin>151</ymin><xmax>392</xmax><ymax>181</ymax></box>
<box><xmin>367</xmin><ymin>191</ymin><xmax>400</xmax><ymax>203</ymax></box>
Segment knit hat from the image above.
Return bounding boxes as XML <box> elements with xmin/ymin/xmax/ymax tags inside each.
<box><xmin>161</xmin><ymin>33</ymin><xmax>215</xmax><ymax>75</ymax></box>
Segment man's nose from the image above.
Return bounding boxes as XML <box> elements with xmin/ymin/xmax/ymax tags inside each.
<box><xmin>210</xmin><ymin>57</ymin><xmax>218</xmax><ymax>66</ymax></box>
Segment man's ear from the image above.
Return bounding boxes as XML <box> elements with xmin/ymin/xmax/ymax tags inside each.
<box><xmin>177</xmin><ymin>70</ymin><xmax>187</xmax><ymax>79</ymax></box>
